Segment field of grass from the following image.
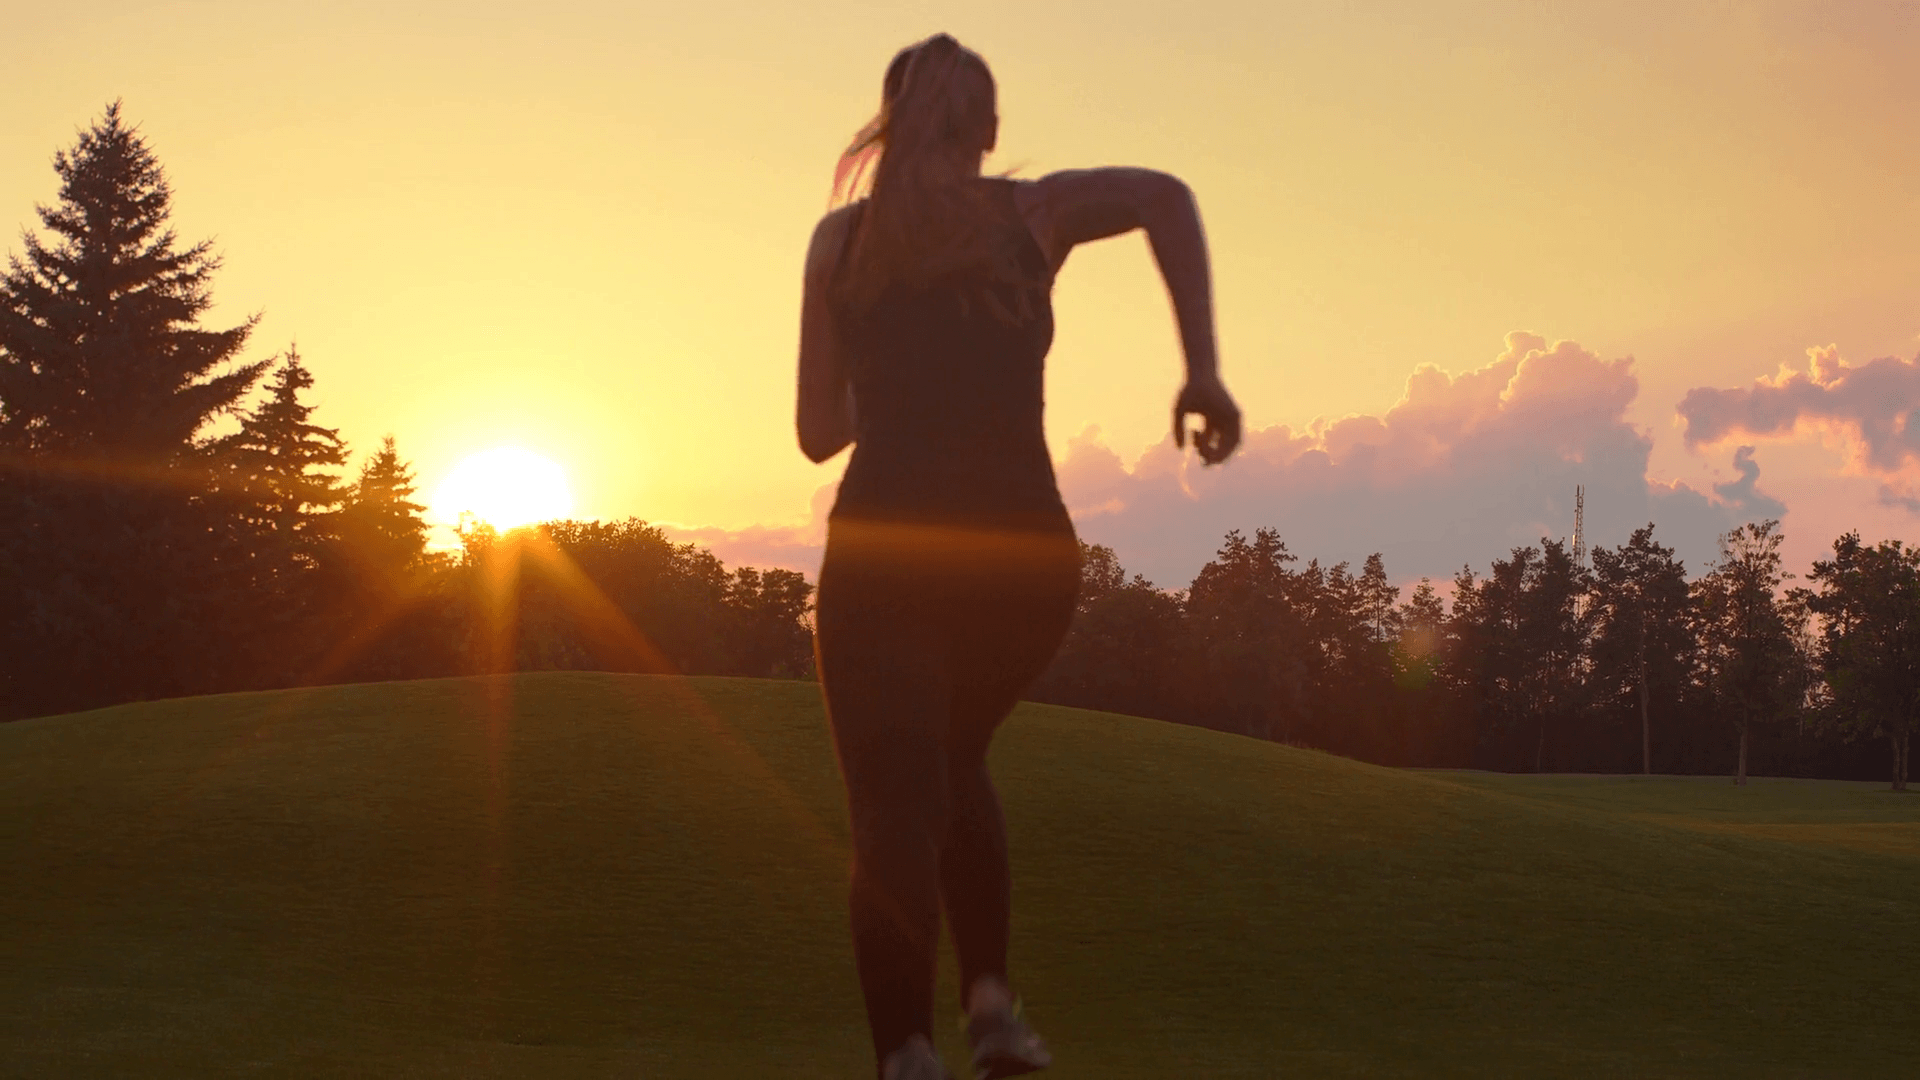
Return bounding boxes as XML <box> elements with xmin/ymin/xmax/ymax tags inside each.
<box><xmin>3</xmin><ymin>673</ymin><xmax>1916</xmax><ymax>1077</ymax></box>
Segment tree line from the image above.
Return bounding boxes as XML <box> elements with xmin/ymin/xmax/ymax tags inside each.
<box><xmin>1035</xmin><ymin>519</ymin><xmax>1915</xmax><ymax>789</ymax></box>
<box><xmin>4</xmin><ymin>107</ymin><xmax>1914</xmax><ymax>790</ymax></box>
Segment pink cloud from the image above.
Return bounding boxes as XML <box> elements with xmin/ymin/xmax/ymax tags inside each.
<box><xmin>1057</xmin><ymin>333</ymin><xmax>1764</xmax><ymax>586</ymax></box>
<box><xmin>1679</xmin><ymin>345</ymin><xmax>1920</xmax><ymax>474</ymax></box>
<box><xmin>657</xmin><ymin>482</ymin><xmax>834</xmax><ymax>576</ymax></box>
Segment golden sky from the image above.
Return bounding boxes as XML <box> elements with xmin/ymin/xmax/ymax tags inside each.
<box><xmin>7</xmin><ymin>2</ymin><xmax>1920</xmax><ymax>580</ymax></box>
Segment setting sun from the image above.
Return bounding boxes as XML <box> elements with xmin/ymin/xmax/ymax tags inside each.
<box><xmin>431</xmin><ymin>446</ymin><xmax>575</xmax><ymax>530</ymax></box>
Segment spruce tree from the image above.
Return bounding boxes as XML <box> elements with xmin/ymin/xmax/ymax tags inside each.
<box><xmin>0</xmin><ymin>103</ymin><xmax>269</xmax><ymax>716</ymax></box>
<box><xmin>1800</xmin><ymin>533</ymin><xmax>1920</xmax><ymax>790</ymax></box>
<box><xmin>1448</xmin><ymin>542</ymin><xmax>1595</xmax><ymax>771</ymax></box>
<box><xmin>1695</xmin><ymin>521</ymin><xmax>1810</xmax><ymax>785</ymax></box>
<box><xmin>207</xmin><ymin>348</ymin><xmax>348</xmax><ymax>686</ymax></box>
<box><xmin>337</xmin><ymin>435</ymin><xmax>432</xmax><ymax>586</ymax></box>
<box><xmin>308</xmin><ymin>436</ymin><xmax>455</xmax><ymax>685</ymax></box>
<box><xmin>1591</xmin><ymin>525</ymin><xmax>1693</xmax><ymax>774</ymax></box>
<box><xmin>0</xmin><ymin>102</ymin><xmax>265</xmax><ymax>459</ymax></box>
<box><xmin>213</xmin><ymin>348</ymin><xmax>348</xmax><ymax>559</ymax></box>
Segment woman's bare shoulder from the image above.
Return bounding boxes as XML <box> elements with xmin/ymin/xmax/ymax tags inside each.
<box><xmin>1018</xmin><ymin>167</ymin><xmax>1185</xmax><ymax>207</ymax></box>
<box><xmin>1010</xmin><ymin>169</ymin><xmax>1188</xmax><ymax>267</ymax></box>
<box><xmin>806</xmin><ymin>202</ymin><xmax>863</xmax><ymax>278</ymax></box>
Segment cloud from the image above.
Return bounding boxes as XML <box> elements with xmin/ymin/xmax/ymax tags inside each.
<box><xmin>659</xmin><ymin>520</ymin><xmax>825</xmax><ymax>575</ymax></box>
<box><xmin>1678</xmin><ymin>344</ymin><xmax>1920</xmax><ymax>474</ymax></box>
<box><xmin>1712</xmin><ymin>446</ymin><xmax>1787</xmax><ymax>520</ymax></box>
<box><xmin>1057</xmin><ymin>332</ymin><xmax>1762</xmax><ymax>586</ymax></box>
<box><xmin>658</xmin><ymin>482</ymin><xmax>833</xmax><ymax>576</ymax></box>
<box><xmin>1876</xmin><ymin>485</ymin><xmax>1920</xmax><ymax>514</ymax></box>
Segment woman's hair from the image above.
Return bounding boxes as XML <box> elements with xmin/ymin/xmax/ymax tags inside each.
<box><xmin>830</xmin><ymin>34</ymin><xmax>1041</xmax><ymax>316</ymax></box>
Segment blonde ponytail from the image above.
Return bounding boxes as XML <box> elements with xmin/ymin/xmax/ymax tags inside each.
<box><xmin>831</xmin><ymin>35</ymin><xmax>1041</xmax><ymax>318</ymax></box>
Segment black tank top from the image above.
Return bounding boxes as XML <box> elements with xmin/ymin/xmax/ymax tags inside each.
<box><xmin>830</xmin><ymin>179</ymin><xmax>1071</xmax><ymax>534</ymax></box>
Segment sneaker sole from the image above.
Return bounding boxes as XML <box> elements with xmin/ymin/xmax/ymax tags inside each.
<box><xmin>974</xmin><ymin>1051</ymin><xmax>1051</xmax><ymax>1080</ymax></box>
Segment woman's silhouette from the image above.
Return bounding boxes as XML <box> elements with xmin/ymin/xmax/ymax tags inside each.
<box><xmin>796</xmin><ymin>33</ymin><xmax>1240</xmax><ymax>1080</ymax></box>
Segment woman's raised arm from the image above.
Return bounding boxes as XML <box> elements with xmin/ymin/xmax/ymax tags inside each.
<box><xmin>1015</xmin><ymin>168</ymin><xmax>1241</xmax><ymax>465</ymax></box>
<box><xmin>795</xmin><ymin>207</ymin><xmax>858</xmax><ymax>463</ymax></box>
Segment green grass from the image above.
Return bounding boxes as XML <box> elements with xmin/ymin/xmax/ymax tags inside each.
<box><xmin>2</xmin><ymin>673</ymin><xmax>1915</xmax><ymax>1077</ymax></box>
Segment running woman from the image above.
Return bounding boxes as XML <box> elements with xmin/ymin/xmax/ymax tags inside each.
<box><xmin>796</xmin><ymin>33</ymin><xmax>1241</xmax><ymax>1080</ymax></box>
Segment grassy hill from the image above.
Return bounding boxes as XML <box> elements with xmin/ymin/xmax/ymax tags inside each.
<box><xmin>3</xmin><ymin>673</ymin><xmax>1916</xmax><ymax>1078</ymax></box>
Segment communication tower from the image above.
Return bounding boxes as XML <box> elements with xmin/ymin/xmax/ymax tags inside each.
<box><xmin>1573</xmin><ymin>485</ymin><xmax>1586</xmax><ymax>568</ymax></box>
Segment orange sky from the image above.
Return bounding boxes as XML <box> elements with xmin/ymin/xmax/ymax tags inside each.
<box><xmin>7</xmin><ymin>2</ymin><xmax>1920</xmax><ymax>580</ymax></box>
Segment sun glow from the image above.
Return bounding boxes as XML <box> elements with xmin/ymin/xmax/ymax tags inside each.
<box><xmin>431</xmin><ymin>446</ymin><xmax>575</xmax><ymax>530</ymax></box>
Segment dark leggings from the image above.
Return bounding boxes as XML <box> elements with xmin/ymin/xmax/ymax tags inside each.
<box><xmin>814</xmin><ymin>518</ymin><xmax>1079</xmax><ymax>1071</ymax></box>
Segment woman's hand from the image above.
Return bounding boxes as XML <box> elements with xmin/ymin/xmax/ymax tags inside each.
<box><xmin>1016</xmin><ymin>169</ymin><xmax>1241</xmax><ymax>468</ymax></box>
<box><xmin>1174</xmin><ymin>374</ymin><xmax>1241</xmax><ymax>466</ymax></box>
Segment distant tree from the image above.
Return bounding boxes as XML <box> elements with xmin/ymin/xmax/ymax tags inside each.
<box><xmin>1075</xmin><ymin>542</ymin><xmax>1129</xmax><ymax>609</ymax></box>
<box><xmin>334</xmin><ymin>435</ymin><xmax>432</xmax><ymax>592</ymax></box>
<box><xmin>1528</xmin><ymin>541</ymin><xmax>1595</xmax><ymax>771</ymax></box>
<box><xmin>1449</xmin><ymin>555</ymin><xmax>1520</xmax><ymax>766</ymax></box>
<box><xmin>456</xmin><ymin>516</ymin><xmax>499</xmax><ymax>563</ymax></box>
<box><xmin>320</xmin><ymin>436</ymin><xmax>443</xmax><ymax>682</ymax></box>
<box><xmin>211</xmin><ymin>350</ymin><xmax>347</xmax><ymax>554</ymax></box>
<box><xmin>1800</xmin><ymin>533</ymin><xmax>1920</xmax><ymax>791</ymax></box>
<box><xmin>1439</xmin><ymin>564</ymin><xmax>1494</xmax><ymax>756</ymax></box>
<box><xmin>514</xmin><ymin>518</ymin><xmax>733</xmax><ymax>676</ymax></box>
<box><xmin>1035</xmin><ymin>543</ymin><xmax>1190</xmax><ymax>721</ymax></box>
<box><xmin>0</xmin><ymin>103</ymin><xmax>268</xmax><ymax>716</ymax></box>
<box><xmin>1391</xmin><ymin>576</ymin><xmax>1470</xmax><ymax>766</ymax></box>
<box><xmin>1590</xmin><ymin>525</ymin><xmax>1693</xmax><ymax>774</ymax></box>
<box><xmin>1396</xmin><ymin>578</ymin><xmax>1446</xmax><ymax>682</ymax></box>
<box><xmin>1695</xmin><ymin>521</ymin><xmax>1810</xmax><ymax>786</ymax></box>
<box><xmin>205</xmin><ymin>349</ymin><xmax>348</xmax><ymax>685</ymax></box>
<box><xmin>726</xmin><ymin>565</ymin><xmax>815</xmax><ymax>678</ymax></box>
<box><xmin>1301</xmin><ymin>556</ymin><xmax>1397</xmax><ymax>755</ymax></box>
<box><xmin>1185</xmin><ymin>529</ymin><xmax>1314</xmax><ymax>741</ymax></box>
<box><xmin>1450</xmin><ymin>541</ymin><xmax>1593</xmax><ymax>771</ymax></box>
<box><xmin>1357</xmin><ymin>553</ymin><xmax>1401</xmax><ymax>644</ymax></box>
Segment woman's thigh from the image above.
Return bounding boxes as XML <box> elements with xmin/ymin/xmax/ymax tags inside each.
<box><xmin>815</xmin><ymin>557</ymin><xmax>955</xmax><ymax>844</ymax></box>
<box><xmin>946</xmin><ymin>541</ymin><xmax>1080</xmax><ymax>758</ymax></box>
<box><xmin>817</xmin><ymin>519</ymin><xmax>1077</xmax><ymax>791</ymax></box>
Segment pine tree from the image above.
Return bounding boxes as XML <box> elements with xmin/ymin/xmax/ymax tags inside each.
<box><xmin>1695</xmin><ymin>521</ymin><xmax>1810</xmax><ymax>786</ymax></box>
<box><xmin>1449</xmin><ymin>542</ymin><xmax>1594</xmax><ymax>771</ymax></box>
<box><xmin>0</xmin><ymin>102</ymin><xmax>265</xmax><ymax>460</ymax></box>
<box><xmin>213</xmin><ymin>348</ymin><xmax>348</xmax><ymax>558</ymax></box>
<box><xmin>1186</xmin><ymin>528</ymin><xmax>1313</xmax><ymax>742</ymax></box>
<box><xmin>309</xmin><ymin>436</ymin><xmax>445</xmax><ymax>684</ymax></box>
<box><xmin>336</xmin><ymin>435</ymin><xmax>432</xmax><ymax>592</ymax></box>
<box><xmin>1357</xmin><ymin>552</ymin><xmax>1401</xmax><ymax>644</ymax></box>
<box><xmin>1393</xmin><ymin>578</ymin><xmax>1447</xmax><ymax>691</ymax></box>
<box><xmin>1590</xmin><ymin>525</ymin><xmax>1693</xmax><ymax>774</ymax></box>
<box><xmin>1399</xmin><ymin>579</ymin><xmax>1446</xmax><ymax>652</ymax></box>
<box><xmin>1800</xmin><ymin>533</ymin><xmax>1920</xmax><ymax>790</ymax></box>
<box><xmin>206</xmin><ymin>348</ymin><xmax>348</xmax><ymax>686</ymax></box>
<box><xmin>0</xmin><ymin>103</ymin><xmax>269</xmax><ymax>716</ymax></box>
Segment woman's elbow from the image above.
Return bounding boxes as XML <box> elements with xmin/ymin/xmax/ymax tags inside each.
<box><xmin>797</xmin><ymin>420</ymin><xmax>850</xmax><ymax>464</ymax></box>
<box><xmin>797</xmin><ymin>381</ymin><xmax>855</xmax><ymax>462</ymax></box>
<box><xmin>1144</xmin><ymin>171</ymin><xmax>1195</xmax><ymax>216</ymax></box>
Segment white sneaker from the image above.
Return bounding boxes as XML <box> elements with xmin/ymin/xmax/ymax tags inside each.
<box><xmin>965</xmin><ymin>999</ymin><xmax>1052</xmax><ymax>1079</ymax></box>
<box><xmin>882</xmin><ymin>1034</ymin><xmax>952</xmax><ymax>1080</ymax></box>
